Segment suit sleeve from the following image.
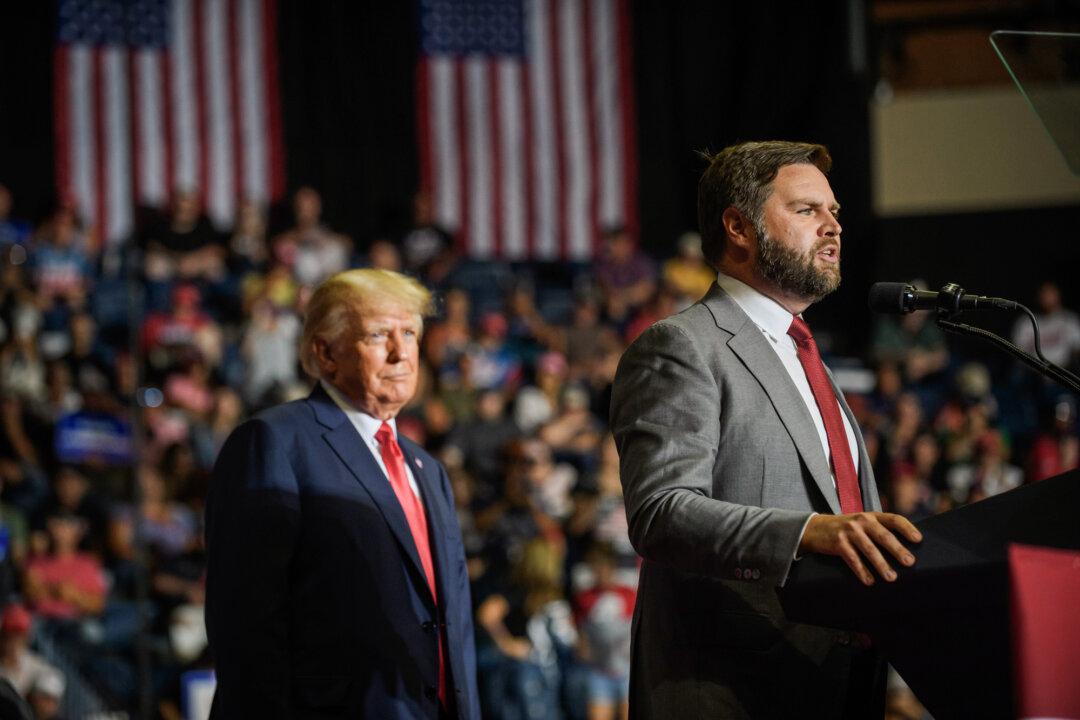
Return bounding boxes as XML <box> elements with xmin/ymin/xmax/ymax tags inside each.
<box><xmin>205</xmin><ymin>417</ymin><xmax>301</xmax><ymax>716</ymax></box>
<box><xmin>610</xmin><ymin>321</ymin><xmax>811</xmax><ymax>586</ymax></box>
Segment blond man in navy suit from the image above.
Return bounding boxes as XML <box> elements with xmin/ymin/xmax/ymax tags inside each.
<box><xmin>207</xmin><ymin>269</ymin><xmax>479</xmax><ymax>719</ymax></box>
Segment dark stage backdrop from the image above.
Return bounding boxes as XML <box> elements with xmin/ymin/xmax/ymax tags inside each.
<box><xmin>2</xmin><ymin>1</ymin><xmax>1077</xmax><ymax>355</ymax></box>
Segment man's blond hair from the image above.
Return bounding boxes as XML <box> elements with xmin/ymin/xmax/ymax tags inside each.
<box><xmin>300</xmin><ymin>269</ymin><xmax>433</xmax><ymax>378</ymax></box>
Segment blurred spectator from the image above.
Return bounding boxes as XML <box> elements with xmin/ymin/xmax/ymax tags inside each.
<box><xmin>0</xmin><ymin>604</ymin><xmax>57</xmax><ymax>698</ymax></box>
<box><xmin>465</xmin><ymin>312</ymin><xmax>523</xmax><ymax>392</ymax></box>
<box><xmin>59</xmin><ymin>314</ymin><xmax>111</xmax><ymax>400</ymax></box>
<box><xmin>1</xmin><ymin>245</ymin><xmax>37</xmax><ymax>346</ymax></box>
<box><xmin>28</xmin><ymin>206</ymin><xmax>93</xmax><ymax>333</ymax></box>
<box><xmin>909</xmin><ymin>432</ymin><xmax>947</xmax><ymax>496</ymax></box>
<box><xmin>240</xmin><ymin>297</ymin><xmax>300</xmax><ymax>405</ymax></box>
<box><xmin>23</xmin><ymin>510</ymin><xmax>106</xmax><ymax>621</ymax></box>
<box><xmin>191</xmin><ymin>387</ymin><xmax>245</xmax><ymax>470</ymax></box>
<box><xmin>0</xmin><ymin>473</ymin><xmax>30</xmax><ymax>571</ymax></box>
<box><xmin>475</xmin><ymin>439</ymin><xmax>564</xmax><ymax>594</ymax></box>
<box><xmin>883</xmin><ymin>393</ymin><xmax>924</xmax><ymax>468</ymax></box>
<box><xmin>26</xmin><ymin>667</ymin><xmax>65</xmax><ymax>720</ymax></box>
<box><xmin>32</xmin><ymin>467</ymin><xmax>108</xmax><ymax>557</ymax></box>
<box><xmin>142</xmin><ymin>190</ymin><xmax>227</xmax><ymax>285</ymax></box>
<box><xmin>538</xmin><ymin>385</ymin><xmax>603</xmax><ymax>464</ymax></box>
<box><xmin>660</xmin><ymin>231</ymin><xmax>714</xmax><ymax>307</ymax></box>
<box><xmin>141</xmin><ymin>284</ymin><xmax>223</xmax><ymax>372</ymax></box>
<box><xmin>109</xmin><ymin>464</ymin><xmax>197</xmax><ymax>566</ymax></box>
<box><xmin>424</xmin><ymin>288</ymin><xmax>473</xmax><ymax>375</ymax></box>
<box><xmin>867</xmin><ymin>362</ymin><xmax>903</xmax><ymax>432</ymax></box>
<box><xmin>1025</xmin><ymin>396</ymin><xmax>1080</xmax><ymax>483</ymax></box>
<box><xmin>565</xmin><ymin>295</ymin><xmax>603</xmax><ymax>377</ymax></box>
<box><xmin>366</xmin><ymin>238</ymin><xmax>402</xmax><ymax>272</ymax></box>
<box><xmin>0</xmin><ymin>186</ymin><xmax>31</xmax><ymax>247</ymax></box>
<box><xmin>444</xmin><ymin>390</ymin><xmax>520</xmax><ymax>501</ymax></box>
<box><xmin>594</xmin><ymin>227</ymin><xmax>656</xmax><ymax>325</ymax></box>
<box><xmin>1</xmin><ymin>318</ymin><xmax>47</xmax><ymax>408</ymax></box>
<box><xmin>572</xmin><ymin>542</ymin><xmax>634</xmax><ymax>720</ymax></box>
<box><xmin>272</xmin><ymin>187</ymin><xmax>351</xmax><ymax>288</ymax></box>
<box><xmin>871</xmin><ymin>290</ymin><xmax>948</xmax><ymax>385</ymax></box>
<box><xmin>566</xmin><ymin>436</ymin><xmax>634</xmax><ymax>574</ymax></box>
<box><xmin>240</xmin><ymin>259</ymin><xmax>298</xmax><ymax>317</ymax></box>
<box><xmin>226</xmin><ymin>200</ymin><xmax>269</xmax><ymax>275</ymax></box>
<box><xmin>946</xmin><ymin>429</ymin><xmax>1023</xmax><ymax>504</ymax></box>
<box><xmin>401</xmin><ymin>191</ymin><xmax>455</xmax><ymax>283</ymax></box>
<box><xmin>0</xmin><ymin>455</ymin><xmax>48</xmax><ymax>523</ymax></box>
<box><xmin>476</xmin><ymin>537</ymin><xmax>576</xmax><ymax>720</ymax></box>
<box><xmin>506</xmin><ymin>285</ymin><xmax>564</xmax><ymax>364</ymax></box>
<box><xmin>514</xmin><ymin>351</ymin><xmax>569</xmax><ymax>435</ymax></box>
<box><xmin>888</xmin><ymin>462</ymin><xmax>938</xmax><ymax>522</ymax></box>
<box><xmin>1012</xmin><ymin>281</ymin><xmax>1080</xmax><ymax>371</ymax></box>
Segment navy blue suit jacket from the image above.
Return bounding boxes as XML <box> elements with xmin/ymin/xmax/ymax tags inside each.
<box><xmin>205</xmin><ymin>384</ymin><xmax>480</xmax><ymax>719</ymax></box>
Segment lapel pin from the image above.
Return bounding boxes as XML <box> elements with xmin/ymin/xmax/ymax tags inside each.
<box><xmin>415</xmin><ymin>458</ymin><xmax>423</xmax><ymax>469</ymax></box>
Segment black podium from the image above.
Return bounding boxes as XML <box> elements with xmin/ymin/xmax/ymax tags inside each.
<box><xmin>779</xmin><ymin>469</ymin><xmax>1080</xmax><ymax>719</ymax></box>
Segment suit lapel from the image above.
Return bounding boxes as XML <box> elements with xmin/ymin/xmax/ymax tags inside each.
<box><xmin>308</xmin><ymin>386</ymin><xmax>435</xmax><ymax>605</ymax></box>
<box><xmin>703</xmin><ymin>286</ymin><xmax>841</xmax><ymax>514</ymax></box>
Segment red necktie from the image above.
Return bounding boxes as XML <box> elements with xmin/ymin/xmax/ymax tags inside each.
<box><xmin>375</xmin><ymin>422</ymin><xmax>448</xmax><ymax>708</ymax></box>
<box><xmin>787</xmin><ymin>317</ymin><xmax>864</xmax><ymax>514</ymax></box>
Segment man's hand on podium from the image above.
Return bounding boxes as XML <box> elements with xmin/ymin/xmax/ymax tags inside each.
<box><xmin>799</xmin><ymin>512</ymin><xmax>923</xmax><ymax>586</ymax></box>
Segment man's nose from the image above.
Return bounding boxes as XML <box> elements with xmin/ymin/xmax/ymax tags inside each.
<box><xmin>387</xmin><ymin>330</ymin><xmax>408</xmax><ymax>361</ymax></box>
<box><xmin>822</xmin><ymin>212</ymin><xmax>841</xmax><ymax>237</ymax></box>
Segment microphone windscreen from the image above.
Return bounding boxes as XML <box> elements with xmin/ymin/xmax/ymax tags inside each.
<box><xmin>868</xmin><ymin>282</ymin><xmax>911</xmax><ymax>314</ymax></box>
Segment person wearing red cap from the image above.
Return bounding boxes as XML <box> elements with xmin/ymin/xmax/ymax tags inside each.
<box><xmin>0</xmin><ymin>604</ymin><xmax>60</xmax><ymax>700</ymax></box>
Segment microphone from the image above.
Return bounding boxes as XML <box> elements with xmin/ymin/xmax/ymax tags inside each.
<box><xmin>868</xmin><ymin>282</ymin><xmax>1018</xmax><ymax>314</ymax></box>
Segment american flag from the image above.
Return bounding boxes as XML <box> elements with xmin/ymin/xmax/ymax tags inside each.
<box><xmin>416</xmin><ymin>0</ymin><xmax>638</xmax><ymax>261</ymax></box>
<box><xmin>54</xmin><ymin>0</ymin><xmax>285</xmax><ymax>245</ymax></box>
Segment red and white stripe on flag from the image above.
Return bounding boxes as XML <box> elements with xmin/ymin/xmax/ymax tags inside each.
<box><xmin>416</xmin><ymin>0</ymin><xmax>638</xmax><ymax>261</ymax></box>
<box><xmin>54</xmin><ymin>0</ymin><xmax>285</xmax><ymax>246</ymax></box>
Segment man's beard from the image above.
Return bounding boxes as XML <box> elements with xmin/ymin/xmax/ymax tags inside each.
<box><xmin>756</xmin><ymin>228</ymin><xmax>841</xmax><ymax>302</ymax></box>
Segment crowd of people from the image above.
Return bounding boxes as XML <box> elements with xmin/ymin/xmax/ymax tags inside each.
<box><xmin>0</xmin><ymin>179</ymin><xmax>1076</xmax><ymax>719</ymax></box>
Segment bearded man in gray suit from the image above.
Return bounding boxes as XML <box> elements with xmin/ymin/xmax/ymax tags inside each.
<box><xmin>610</xmin><ymin>141</ymin><xmax>923</xmax><ymax>719</ymax></box>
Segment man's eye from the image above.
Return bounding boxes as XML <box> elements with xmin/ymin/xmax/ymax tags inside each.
<box><xmin>797</xmin><ymin>208</ymin><xmax>813</xmax><ymax>215</ymax></box>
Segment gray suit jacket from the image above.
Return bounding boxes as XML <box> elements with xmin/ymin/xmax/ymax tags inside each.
<box><xmin>610</xmin><ymin>284</ymin><xmax>881</xmax><ymax>719</ymax></box>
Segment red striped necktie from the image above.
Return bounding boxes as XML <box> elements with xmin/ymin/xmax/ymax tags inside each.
<box><xmin>375</xmin><ymin>421</ymin><xmax>448</xmax><ymax>709</ymax></box>
<box><xmin>787</xmin><ymin>317</ymin><xmax>863</xmax><ymax>514</ymax></box>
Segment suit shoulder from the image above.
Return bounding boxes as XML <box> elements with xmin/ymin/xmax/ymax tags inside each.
<box><xmin>249</xmin><ymin>396</ymin><xmax>314</xmax><ymax>428</ymax></box>
<box><xmin>623</xmin><ymin>305</ymin><xmax>716</xmax><ymax>361</ymax></box>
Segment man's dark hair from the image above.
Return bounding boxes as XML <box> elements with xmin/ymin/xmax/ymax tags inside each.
<box><xmin>697</xmin><ymin>141</ymin><xmax>832</xmax><ymax>269</ymax></box>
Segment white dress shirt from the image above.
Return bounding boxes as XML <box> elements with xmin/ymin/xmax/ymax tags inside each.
<box><xmin>321</xmin><ymin>380</ymin><xmax>422</xmax><ymax>498</ymax></box>
<box><xmin>716</xmin><ymin>273</ymin><xmax>860</xmax><ymax>491</ymax></box>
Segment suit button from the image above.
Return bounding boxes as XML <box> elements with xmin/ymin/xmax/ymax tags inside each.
<box><xmin>422</xmin><ymin>621</ymin><xmax>437</xmax><ymax>634</ymax></box>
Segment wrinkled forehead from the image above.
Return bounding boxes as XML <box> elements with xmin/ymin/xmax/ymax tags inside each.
<box><xmin>768</xmin><ymin>163</ymin><xmax>838</xmax><ymax>205</ymax></box>
<box><xmin>349</xmin><ymin>300</ymin><xmax>423</xmax><ymax>329</ymax></box>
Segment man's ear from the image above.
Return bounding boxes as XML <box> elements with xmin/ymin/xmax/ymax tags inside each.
<box><xmin>311</xmin><ymin>337</ymin><xmax>335</xmax><ymax>376</ymax></box>
<box><xmin>721</xmin><ymin>207</ymin><xmax>755</xmax><ymax>253</ymax></box>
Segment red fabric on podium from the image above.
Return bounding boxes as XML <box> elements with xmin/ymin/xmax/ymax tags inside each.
<box><xmin>1009</xmin><ymin>543</ymin><xmax>1080</xmax><ymax>719</ymax></box>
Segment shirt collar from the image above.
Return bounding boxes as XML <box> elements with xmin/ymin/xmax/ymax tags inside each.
<box><xmin>320</xmin><ymin>379</ymin><xmax>397</xmax><ymax>442</ymax></box>
<box><xmin>716</xmin><ymin>271</ymin><xmax>797</xmax><ymax>342</ymax></box>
